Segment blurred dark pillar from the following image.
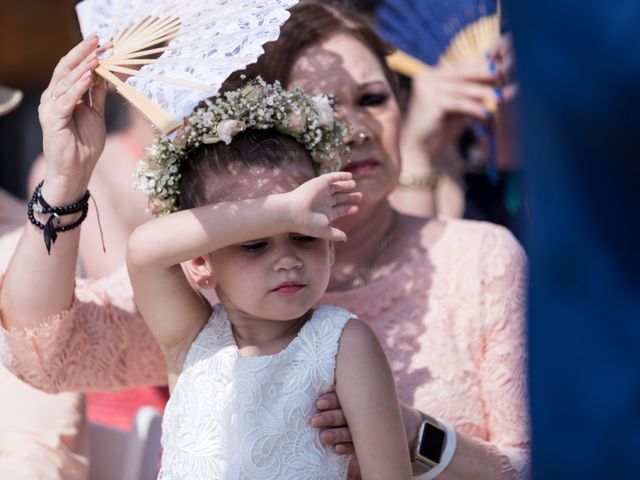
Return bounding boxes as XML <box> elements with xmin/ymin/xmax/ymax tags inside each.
<box><xmin>504</xmin><ymin>0</ymin><xmax>640</xmax><ymax>478</ymax></box>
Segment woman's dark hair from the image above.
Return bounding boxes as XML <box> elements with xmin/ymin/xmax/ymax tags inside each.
<box><xmin>223</xmin><ymin>1</ymin><xmax>398</xmax><ymax>96</ymax></box>
<box><xmin>178</xmin><ymin>130</ymin><xmax>314</xmax><ymax>210</ymax></box>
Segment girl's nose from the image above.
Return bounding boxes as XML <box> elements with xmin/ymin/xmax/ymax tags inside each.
<box><xmin>274</xmin><ymin>254</ymin><xmax>302</xmax><ymax>271</ymax></box>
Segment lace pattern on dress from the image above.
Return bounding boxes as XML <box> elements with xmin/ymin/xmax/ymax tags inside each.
<box><xmin>159</xmin><ymin>304</ymin><xmax>353</xmax><ymax>479</ymax></box>
<box><xmin>323</xmin><ymin>218</ymin><xmax>530</xmax><ymax>476</ymax></box>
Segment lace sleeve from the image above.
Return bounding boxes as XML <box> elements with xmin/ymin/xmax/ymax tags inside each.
<box><xmin>477</xmin><ymin>226</ymin><xmax>530</xmax><ymax>479</ymax></box>
<box><xmin>0</xmin><ymin>266</ymin><xmax>166</xmax><ymax>393</ymax></box>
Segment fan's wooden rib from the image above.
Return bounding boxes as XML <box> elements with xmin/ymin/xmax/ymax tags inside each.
<box><xmin>115</xmin><ymin>29</ymin><xmax>181</xmax><ymax>58</ymax></box>
<box><xmin>105</xmin><ymin>65</ymin><xmax>217</xmax><ymax>91</ymax></box>
<box><xmin>116</xmin><ymin>17</ymin><xmax>181</xmax><ymax>55</ymax></box>
<box><xmin>116</xmin><ymin>14</ymin><xmax>181</xmax><ymax>50</ymax></box>
<box><xmin>115</xmin><ymin>9</ymin><xmax>169</xmax><ymax>46</ymax></box>
<box><xmin>386</xmin><ymin>50</ymin><xmax>430</xmax><ymax>77</ymax></box>
<box><xmin>108</xmin><ymin>55</ymin><xmax>254</xmax><ymax>66</ymax></box>
<box><xmin>129</xmin><ymin>14</ymin><xmax>181</xmax><ymax>44</ymax></box>
<box><xmin>106</xmin><ymin>27</ymin><xmax>260</xmax><ymax>62</ymax></box>
<box><xmin>439</xmin><ymin>14</ymin><xmax>499</xmax><ymax>65</ymax></box>
<box><xmin>104</xmin><ymin>0</ymin><xmax>129</xmax><ymax>43</ymax></box>
<box><xmin>95</xmin><ymin>64</ymin><xmax>181</xmax><ymax>134</ymax></box>
<box><xmin>112</xmin><ymin>0</ymin><xmax>147</xmax><ymax>44</ymax></box>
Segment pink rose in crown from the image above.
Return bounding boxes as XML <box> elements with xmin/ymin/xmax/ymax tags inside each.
<box><xmin>285</xmin><ymin>108</ymin><xmax>307</xmax><ymax>134</ymax></box>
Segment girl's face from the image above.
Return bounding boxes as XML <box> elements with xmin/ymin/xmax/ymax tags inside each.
<box><xmin>288</xmin><ymin>34</ymin><xmax>402</xmax><ymax>207</ymax></box>
<box><xmin>205</xmin><ymin>162</ymin><xmax>332</xmax><ymax>322</ymax></box>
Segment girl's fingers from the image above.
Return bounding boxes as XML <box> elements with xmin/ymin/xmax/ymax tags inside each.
<box><xmin>332</xmin><ymin>192</ymin><xmax>362</xmax><ymax>206</ymax></box>
<box><xmin>330</xmin><ymin>179</ymin><xmax>357</xmax><ymax>193</ymax></box>
<box><xmin>332</xmin><ymin>205</ymin><xmax>359</xmax><ymax>220</ymax></box>
<box><xmin>322</xmin><ymin>171</ymin><xmax>352</xmax><ymax>184</ymax></box>
<box><xmin>329</xmin><ymin>227</ymin><xmax>347</xmax><ymax>242</ymax></box>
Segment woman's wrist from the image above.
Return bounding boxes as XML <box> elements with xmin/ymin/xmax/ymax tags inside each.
<box><xmin>41</xmin><ymin>174</ymin><xmax>91</xmax><ymax>206</ymax></box>
<box><xmin>402</xmin><ymin>404</ymin><xmax>426</xmax><ymax>458</ymax></box>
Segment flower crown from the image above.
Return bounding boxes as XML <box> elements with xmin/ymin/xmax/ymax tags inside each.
<box><xmin>134</xmin><ymin>77</ymin><xmax>349</xmax><ymax>216</ymax></box>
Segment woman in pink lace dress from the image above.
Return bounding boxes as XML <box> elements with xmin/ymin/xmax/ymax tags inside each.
<box><xmin>0</xmin><ymin>3</ymin><xmax>528</xmax><ymax>478</ymax></box>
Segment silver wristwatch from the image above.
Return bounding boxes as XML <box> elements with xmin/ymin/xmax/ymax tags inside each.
<box><xmin>412</xmin><ymin>418</ymin><xmax>447</xmax><ymax>471</ymax></box>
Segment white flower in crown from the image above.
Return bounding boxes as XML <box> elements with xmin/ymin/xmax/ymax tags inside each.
<box><xmin>203</xmin><ymin>120</ymin><xmax>246</xmax><ymax>145</ymax></box>
<box><xmin>134</xmin><ymin>77</ymin><xmax>350</xmax><ymax>216</ymax></box>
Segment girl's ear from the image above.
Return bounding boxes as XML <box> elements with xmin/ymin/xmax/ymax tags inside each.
<box><xmin>186</xmin><ymin>255</ymin><xmax>217</xmax><ymax>289</ymax></box>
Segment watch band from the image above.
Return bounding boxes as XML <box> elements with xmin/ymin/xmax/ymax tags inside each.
<box><xmin>412</xmin><ymin>416</ymin><xmax>457</xmax><ymax>478</ymax></box>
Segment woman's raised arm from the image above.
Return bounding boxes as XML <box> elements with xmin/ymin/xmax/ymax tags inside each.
<box><xmin>1</xmin><ymin>36</ymin><xmax>107</xmax><ymax>330</ymax></box>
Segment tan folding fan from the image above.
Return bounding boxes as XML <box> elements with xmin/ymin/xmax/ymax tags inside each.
<box><xmin>76</xmin><ymin>0</ymin><xmax>298</xmax><ymax>134</ymax></box>
<box><xmin>382</xmin><ymin>1</ymin><xmax>500</xmax><ymax>79</ymax></box>
<box><xmin>438</xmin><ymin>14</ymin><xmax>500</xmax><ymax>66</ymax></box>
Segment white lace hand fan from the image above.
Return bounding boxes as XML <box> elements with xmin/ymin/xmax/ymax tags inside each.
<box><xmin>76</xmin><ymin>0</ymin><xmax>297</xmax><ymax>134</ymax></box>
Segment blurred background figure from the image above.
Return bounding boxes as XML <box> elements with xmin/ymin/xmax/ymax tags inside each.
<box><xmin>369</xmin><ymin>0</ymin><xmax>524</xmax><ymax>232</ymax></box>
<box><xmin>0</xmin><ymin>83</ymin><xmax>89</xmax><ymax>480</ymax></box>
<box><xmin>0</xmin><ymin>0</ymin><xmax>167</xmax><ymax>434</ymax></box>
<box><xmin>504</xmin><ymin>0</ymin><xmax>640</xmax><ymax>478</ymax></box>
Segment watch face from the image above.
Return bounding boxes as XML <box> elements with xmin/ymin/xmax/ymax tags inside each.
<box><xmin>419</xmin><ymin>423</ymin><xmax>446</xmax><ymax>463</ymax></box>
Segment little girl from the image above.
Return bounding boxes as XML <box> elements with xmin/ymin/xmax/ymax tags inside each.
<box><xmin>127</xmin><ymin>80</ymin><xmax>412</xmax><ymax>479</ymax></box>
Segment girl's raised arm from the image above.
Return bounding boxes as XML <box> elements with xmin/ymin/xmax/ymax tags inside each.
<box><xmin>126</xmin><ymin>172</ymin><xmax>359</xmax><ymax>355</ymax></box>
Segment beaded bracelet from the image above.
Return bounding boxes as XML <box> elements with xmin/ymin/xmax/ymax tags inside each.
<box><xmin>27</xmin><ymin>181</ymin><xmax>90</xmax><ymax>254</ymax></box>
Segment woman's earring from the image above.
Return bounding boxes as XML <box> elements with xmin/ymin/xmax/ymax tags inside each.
<box><xmin>356</xmin><ymin>131</ymin><xmax>368</xmax><ymax>142</ymax></box>
<box><xmin>204</xmin><ymin>279</ymin><xmax>210</xmax><ymax>286</ymax></box>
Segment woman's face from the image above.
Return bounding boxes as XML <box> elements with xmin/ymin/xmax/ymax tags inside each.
<box><xmin>288</xmin><ymin>34</ymin><xmax>402</xmax><ymax>207</ymax></box>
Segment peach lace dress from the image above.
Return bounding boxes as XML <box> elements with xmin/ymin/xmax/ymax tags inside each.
<box><xmin>0</xmin><ymin>217</ymin><xmax>529</xmax><ymax>478</ymax></box>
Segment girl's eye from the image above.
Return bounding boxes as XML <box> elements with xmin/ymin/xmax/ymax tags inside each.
<box><xmin>240</xmin><ymin>241</ymin><xmax>268</xmax><ymax>253</ymax></box>
<box><xmin>292</xmin><ymin>235</ymin><xmax>317</xmax><ymax>245</ymax></box>
<box><xmin>358</xmin><ymin>92</ymin><xmax>389</xmax><ymax>107</ymax></box>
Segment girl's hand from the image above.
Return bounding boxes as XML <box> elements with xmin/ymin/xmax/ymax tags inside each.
<box><xmin>285</xmin><ymin>172</ymin><xmax>361</xmax><ymax>242</ymax></box>
<box><xmin>39</xmin><ymin>35</ymin><xmax>108</xmax><ymax>201</ymax></box>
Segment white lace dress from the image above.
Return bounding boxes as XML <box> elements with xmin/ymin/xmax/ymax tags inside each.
<box><xmin>158</xmin><ymin>304</ymin><xmax>354</xmax><ymax>479</ymax></box>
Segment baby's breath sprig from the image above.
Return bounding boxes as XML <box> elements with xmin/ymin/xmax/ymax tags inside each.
<box><xmin>134</xmin><ymin>77</ymin><xmax>349</xmax><ymax>216</ymax></box>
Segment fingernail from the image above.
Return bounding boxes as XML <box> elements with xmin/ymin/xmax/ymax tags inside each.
<box><xmin>488</xmin><ymin>61</ymin><xmax>497</xmax><ymax>74</ymax></box>
<box><xmin>317</xmin><ymin>399</ymin><xmax>330</xmax><ymax>409</ymax></box>
<box><xmin>494</xmin><ymin>87</ymin><xmax>503</xmax><ymax>101</ymax></box>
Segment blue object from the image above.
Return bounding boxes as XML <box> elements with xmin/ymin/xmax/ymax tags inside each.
<box><xmin>505</xmin><ymin>0</ymin><xmax>640</xmax><ymax>478</ymax></box>
<box><xmin>375</xmin><ymin>0</ymin><xmax>498</xmax><ymax>65</ymax></box>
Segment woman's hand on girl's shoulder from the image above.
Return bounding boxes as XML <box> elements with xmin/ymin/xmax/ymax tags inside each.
<box><xmin>284</xmin><ymin>172</ymin><xmax>362</xmax><ymax>242</ymax></box>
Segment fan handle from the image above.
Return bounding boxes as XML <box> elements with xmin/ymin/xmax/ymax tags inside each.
<box><xmin>95</xmin><ymin>65</ymin><xmax>182</xmax><ymax>135</ymax></box>
<box><xmin>386</xmin><ymin>50</ymin><xmax>431</xmax><ymax>78</ymax></box>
